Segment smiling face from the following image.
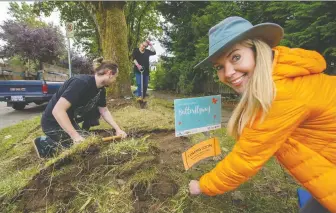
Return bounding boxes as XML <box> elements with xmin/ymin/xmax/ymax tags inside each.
<box><xmin>212</xmin><ymin>43</ymin><xmax>256</xmax><ymax>94</ymax></box>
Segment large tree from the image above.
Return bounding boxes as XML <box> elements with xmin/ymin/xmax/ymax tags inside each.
<box><xmin>35</xmin><ymin>1</ymin><xmax>131</xmax><ymax>97</ymax></box>
<box><xmin>34</xmin><ymin>1</ymin><xmax>161</xmax><ymax>58</ymax></box>
<box><xmin>35</xmin><ymin>1</ymin><xmax>162</xmax><ymax>97</ymax></box>
<box><xmin>88</xmin><ymin>2</ymin><xmax>130</xmax><ymax>97</ymax></box>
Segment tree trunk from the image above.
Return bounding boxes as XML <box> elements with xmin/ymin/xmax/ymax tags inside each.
<box><xmin>38</xmin><ymin>60</ymin><xmax>43</xmax><ymax>70</ymax></box>
<box><xmin>94</xmin><ymin>1</ymin><xmax>131</xmax><ymax>98</ymax></box>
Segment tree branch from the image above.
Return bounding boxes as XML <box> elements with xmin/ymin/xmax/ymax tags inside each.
<box><xmin>127</xmin><ymin>2</ymin><xmax>137</xmax><ymax>56</ymax></box>
<box><xmin>81</xmin><ymin>2</ymin><xmax>100</xmax><ymax>39</ymax></box>
<box><xmin>79</xmin><ymin>2</ymin><xmax>101</xmax><ymax>54</ymax></box>
<box><xmin>134</xmin><ymin>2</ymin><xmax>151</xmax><ymax>49</ymax></box>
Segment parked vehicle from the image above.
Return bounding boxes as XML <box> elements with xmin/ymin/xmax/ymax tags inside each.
<box><xmin>0</xmin><ymin>80</ymin><xmax>63</xmax><ymax>110</ymax></box>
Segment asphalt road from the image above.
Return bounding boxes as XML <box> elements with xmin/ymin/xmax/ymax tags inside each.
<box><xmin>0</xmin><ymin>102</ymin><xmax>46</xmax><ymax>129</ymax></box>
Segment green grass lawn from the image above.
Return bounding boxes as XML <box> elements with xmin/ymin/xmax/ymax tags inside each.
<box><xmin>0</xmin><ymin>95</ymin><xmax>299</xmax><ymax>213</ymax></box>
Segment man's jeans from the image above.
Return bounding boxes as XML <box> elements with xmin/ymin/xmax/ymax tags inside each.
<box><xmin>135</xmin><ymin>72</ymin><xmax>149</xmax><ymax>97</ymax></box>
<box><xmin>41</xmin><ymin>117</ymin><xmax>85</xmax><ymax>149</ymax></box>
<box><xmin>41</xmin><ymin>113</ymin><xmax>92</xmax><ymax>149</ymax></box>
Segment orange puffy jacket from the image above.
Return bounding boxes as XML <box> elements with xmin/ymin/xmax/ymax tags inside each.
<box><xmin>199</xmin><ymin>46</ymin><xmax>336</xmax><ymax>212</ymax></box>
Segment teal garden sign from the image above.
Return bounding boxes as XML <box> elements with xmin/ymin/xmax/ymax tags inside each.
<box><xmin>174</xmin><ymin>95</ymin><xmax>221</xmax><ymax>137</ymax></box>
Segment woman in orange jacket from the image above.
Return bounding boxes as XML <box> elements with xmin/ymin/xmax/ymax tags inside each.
<box><xmin>191</xmin><ymin>16</ymin><xmax>336</xmax><ymax>213</ymax></box>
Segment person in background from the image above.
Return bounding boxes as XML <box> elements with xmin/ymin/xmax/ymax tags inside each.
<box><xmin>190</xmin><ymin>16</ymin><xmax>335</xmax><ymax>213</ymax></box>
<box><xmin>34</xmin><ymin>57</ymin><xmax>127</xmax><ymax>158</ymax></box>
<box><xmin>132</xmin><ymin>39</ymin><xmax>156</xmax><ymax>99</ymax></box>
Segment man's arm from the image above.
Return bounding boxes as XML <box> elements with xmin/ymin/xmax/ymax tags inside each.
<box><xmin>132</xmin><ymin>49</ymin><xmax>142</xmax><ymax>70</ymax></box>
<box><xmin>148</xmin><ymin>45</ymin><xmax>156</xmax><ymax>53</ymax></box>
<box><xmin>52</xmin><ymin>97</ymin><xmax>84</xmax><ymax>142</ymax></box>
<box><xmin>98</xmin><ymin>106</ymin><xmax>127</xmax><ymax>138</ymax></box>
<box><xmin>134</xmin><ymin>59</ymin><xmax>142</xmax><ymax>70</ymax></box>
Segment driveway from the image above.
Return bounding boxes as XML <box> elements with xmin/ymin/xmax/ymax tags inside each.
<box><xmin>0</xmin><ymin>102</ymin><xmax>46</xmax><ymax>129</ymax></box>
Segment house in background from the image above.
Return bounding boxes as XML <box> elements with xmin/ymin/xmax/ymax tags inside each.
<box><xmin>150</xmin><ymin>60</ymin><xmax>158</xmax><ymax>71</ymax></box>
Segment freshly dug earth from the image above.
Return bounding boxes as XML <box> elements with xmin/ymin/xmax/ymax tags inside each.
<box><xmin>10</xmin><ymin>131</ymin><xmax>190</xmax><ymax>213</ymax></box>
<box><xmin>0</xmin><ymin>94</ymin><xmax>300</xmax><ymax>213</ymax></box>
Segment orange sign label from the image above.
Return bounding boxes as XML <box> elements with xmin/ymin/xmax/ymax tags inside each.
<box><xmin>182</xmin><ymin>137</ymin><xmax>221</xmax><ymax>170</ymax></box>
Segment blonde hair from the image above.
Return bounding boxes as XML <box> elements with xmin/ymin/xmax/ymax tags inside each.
<box><xmin>92</xmin><ymin>57</ymin><xmax>118</xmax><ymax>75</ymax></box>
<box><xmin>227</xmin><ymin>39</ymin><xmax>275</xmax><ymax>139</ymax></box>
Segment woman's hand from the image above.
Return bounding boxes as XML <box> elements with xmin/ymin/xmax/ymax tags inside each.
<box><xmin>189</xmin><ymin>180</ymin><xmax>202</xmax><ymax>195</ymax></box>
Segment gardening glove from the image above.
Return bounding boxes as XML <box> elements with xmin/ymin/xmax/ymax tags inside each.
<box><xmin>136</xmin><ymin>64</ymin><xmax>143</xmax><ymax>71</ymax></box>
<box><xmin>146</xmin><ymin>39</ymin><xmax>152</xmax><ymax>46</ymax></box>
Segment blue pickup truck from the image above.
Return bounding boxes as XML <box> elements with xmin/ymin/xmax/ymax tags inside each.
<box><xmin>0</xmin><ymin>80</ymin><xmax>63</xmax><ymax>110</ymax></box>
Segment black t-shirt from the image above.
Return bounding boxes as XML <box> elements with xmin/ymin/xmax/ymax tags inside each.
<box><xmin>42</xmin><ymin>75</ymin><xmax>106</xmax><ymax>127</ymax></box>
<box><xmin>132</xmin><ymin>48</ymin><xmax>156</xmax><ymax>76</ymax></box>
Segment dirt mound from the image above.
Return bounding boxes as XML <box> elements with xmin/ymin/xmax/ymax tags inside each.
<box><xmin>1</xmin><ymin>94</ymin><xmax>299</xmax><ymax>213</ymax></box>
<box><xmin>7</xmin><ymin>131</ymin><xmax>191</xmax><ymax>213</ymax></box>
<box><xmin>132</xmin><ymin>176</ymin><xmax>179</xmax><ymax>213</ymax></box>
<box><xmin>132</xmin><ymin>132</ymin><xmax>190</xmax><ymax>213</ymax></box>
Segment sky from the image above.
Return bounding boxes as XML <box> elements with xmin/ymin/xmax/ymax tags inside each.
<box><xmin>0</xmin><ymin>1</ymin><xmax>165</xmax><ymax>61</ymax></box>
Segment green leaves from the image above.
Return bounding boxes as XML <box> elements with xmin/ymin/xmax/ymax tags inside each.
<box><xmin>34</xmin><ymin>1</ymin><xmax>100</xmax><ymax>56</ymax></box>
<box><xmin>125</xmin><ymin>2</ymin><xmax>163</xmax><ymax>58</ymax></box>
<box><xmin>8</xmin><ymin>2</ymin><xmax>46</xmax><ymax>28</ymax></box>
<box><xmin>34</xmin><ymin>1</ymin><xmax>162</xmax><ymax>59</ymax></box>
<box><xmin>156</xmin><ymin>1</ymin><xmax>336</xmax><ymax>94</ymax></box>
<box><xmin>283</xmin><ymin>2</ymin><xmax>336</xmax><ymax>67</ymax></box>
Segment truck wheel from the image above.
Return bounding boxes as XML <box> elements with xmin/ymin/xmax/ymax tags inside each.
<box><xmin>12</xmin><ymin>103</ymin><xmax>26</xmax><ymax>110</ymax></box>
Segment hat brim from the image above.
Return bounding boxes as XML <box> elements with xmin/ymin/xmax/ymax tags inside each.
<box><xmin>194</xmin><ymin>23</ymin><xmax>284</xmax><ymax>69</ymax></box>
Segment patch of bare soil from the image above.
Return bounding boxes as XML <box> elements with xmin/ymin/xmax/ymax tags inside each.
<box><xmin>6</xmin><ymin>94</ymin><xmax>236</xmax><ymax>212</ymax></box>
<box><xmin>12</xmin><ymin>145</ymin><xmax>130</xmax><ymax>212</ymax></box>
<box><xmin>6</xmin><ymin>130</ymin><xmax>192</xmax><ymax>213</ymax></box>
<box><xmin>132</xmin><ymin>132</ymin><xmax>190</xmax><ymax>213</ymax></box>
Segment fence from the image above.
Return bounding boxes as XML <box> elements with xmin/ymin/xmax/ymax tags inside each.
<box><xmin>41</xmin><ymin>63</ymin><xmax>69</xmax><ymax>82</ymax></box>
<box><xmin>0</xmin><ymin>65</ymin><xmax>30</xmax><ymax>80</ymax></box>
<box><xmin>0</xmin><ymin>63</ymin><xmax>70</xmax><ymax>82</ymax></box>
<box><xmin>202</xmin><ymin>74</ymin><xmax>236</xmax><ymax>96</ymax></box>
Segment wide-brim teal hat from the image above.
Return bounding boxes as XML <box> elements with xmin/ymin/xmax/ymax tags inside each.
<box><xmin>194</xmin><ymin>16</ymin><xmax>284</xmax><ymax>69</ymax></box>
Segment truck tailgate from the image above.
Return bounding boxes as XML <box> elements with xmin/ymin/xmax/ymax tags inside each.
<box><xmin>0</xmin><ymin>80</ymin><xmax>43</xmax><ymax>96</ymax></box>
<box><xmin>0</xmin><ymin>80</ymin><xmax>44</xmax><ymax>102</ymax></box>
